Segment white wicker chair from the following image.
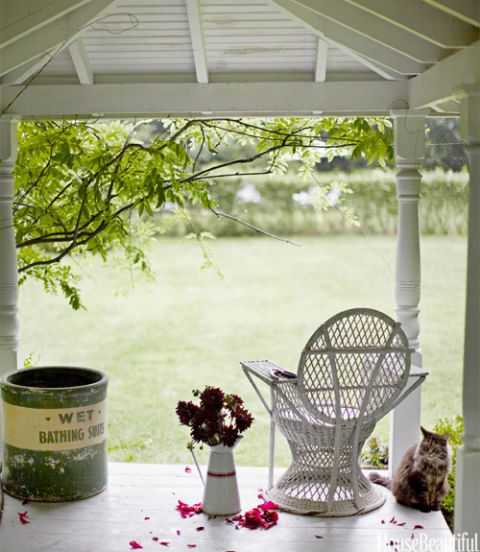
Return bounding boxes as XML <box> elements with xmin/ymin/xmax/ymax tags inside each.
<box><xmin>241</xmin><ymin>308</ymin><xmax>427</xmax><ymax>516</ymax></box>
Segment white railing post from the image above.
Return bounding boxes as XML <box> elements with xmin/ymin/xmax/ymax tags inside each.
<box><xmin>0</xmin><ymin>118</ymin><xmax>19</xmax><ymax>377</ymax></box>
<box><xmin>389</xmin><ymin>110</ymin><xmax>426</xmax><ymax>473</ymax></box>
<box><xmin>455</xmin><ymin>87</ymin><xmax>480</xmax><ymax>538</ymax></box>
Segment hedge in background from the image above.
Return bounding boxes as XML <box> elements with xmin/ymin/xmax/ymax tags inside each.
<box><xmin>159</xmin><ymin>168</ymin><xmax>468</xmax><ymax>237</ymax></box>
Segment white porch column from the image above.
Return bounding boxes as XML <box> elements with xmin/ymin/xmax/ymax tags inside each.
<box><xmin>389</xmin><ymin>110</ymin><xmax>426</xmax><ymax>473</ymax></box>
<box><xmin>455</xmin><ymin>87</ymin><xmax>480</xmax><ymax>537</ymax></box>
<box><xmin>0</xmin><ymin>118</ymin><xmax>19</xmax><ymax>376</ymax></box>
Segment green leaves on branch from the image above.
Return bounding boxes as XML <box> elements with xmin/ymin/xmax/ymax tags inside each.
<box><xmin>14</xmin><ymin>117</ymin><xmax>392</xmax><ymax>308</ymax></box>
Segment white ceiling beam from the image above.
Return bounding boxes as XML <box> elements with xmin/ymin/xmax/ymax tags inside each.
<box><xmin>185</xmin><ymin>0</ymin><xmax>209</xmax><ymax>84</ymax></box>
<box><xmin>68</xmin><ymin>38</ymin><xmax>93</xmax><ymax>84</ymax></box>
<box><xmin>1</xmin><ymin>55</ymin><xmax>51</xmax><ymax>85</ymax></box>
<box><xmin>409</xmin><ymin>41</ymin><xmax>480</xmax><ymax>108</ymax></box>
<box><xmin>0</xmin><ymin>0</ymin><xmax>91</xmax><ymax>49</ymax></box>
<box><xmin>290</xmin><ymin>0</ymin><xmax>445</xmax><ymax>62</ymax></box>
<box><xmin>314</xmin><ymin>38</ymin><xmax>328</xmax><ymax>82</ymax></box>
<box><xmin>431</xmin><ymin>98</ymin><xmax>461</xmax><ymax>113</ymax></box>
<box><xmin>0</xmin><ymin>81</ymin><xmax>408</xmax><ymax>118</ymax></box>
<box><xmin>346</xmin><ymin>0</ymin><xmax>479</xmax><ymax>47</ymax></box>
<box><xmin>423</xmin><ymin>0</ymin><xmax>480</xmax><ymax>27</ymax></box>
<box><xmin>271</xmin><ymin>0</ymin><xmax>426</xmax><ymax>74</ymax></box>
<box><xmin>322</xmin><ymin>37</ymin><xmax>399</xmax><ymax>80</ymax></box>
<box><xmin>0</xmin><ymin>0</ymin><xmax>119</xmax><ymax>76</ymax></box>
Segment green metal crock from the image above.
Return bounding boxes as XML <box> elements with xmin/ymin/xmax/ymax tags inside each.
<box><xmin>0</xmin><ymin>366</ymin><xmax>108</xmax><ymax>501</ymax></box>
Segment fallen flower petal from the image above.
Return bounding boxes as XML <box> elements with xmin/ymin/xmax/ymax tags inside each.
<box><xmin>184</xmin><ymin>466</ymin><xmax>192</xmax><ymax>473</ymax></box>
<box><xmin>389</xmin><ymin>516</ymin><xmax>396</xmax><ymax>524</ymax></box>
<box><xmin>397</xmin><ymin>522</ymin><xmax>406</xmax><ymax>527</ymax></box>
<box><xmin>187</xmin><ymin>545</ymin><xmax>197</xmax><ymax>549</ymax></box>
<box><xmin>18</xmin><ymin>511</ymin><xmax>30</xmax><ymax>525</ymax></box>
<box><xmin>315</xmin><ymin>535</ymin><xmax>324</xmax><ymax>539</ymax></box>
<box><xmin>144</xmin><ymin>516</ymin><xmax>150</xmax><ymax>520</ymax></box>
<box><xmin>196</xmin><ymin>526</ymin><xmax>205</xmax><ymax>531</ymax></box>
<box><xmin>129</xmin><ymin>541</ymin><xmax>143</xmax><ymax>549</ymax></box>
<box><xmin>160</xmin><ymin>542</ymin><xmax>170</xmax><ymax>547</ymax></box>
<box><xmin>381</xmin><ymin>520</ymin><xmax>385</xmax><ymax>524</ymax></box>
<box><xmin>152</xmin><ymin>537</ymin><xmax>159</xmax><ymax>541</ymax></box>
<box><xmin>258</xmin><ymin>501</ymin><xmax>279</xmax><ymax>511</ymax></box>
<box><xmin>175</xmin><ymin>500</ymin><xmax>203</xmax><ymax>518</ymax></box>
<box><xmin>176</xmin><ymin>529</ymin><xmax>181</xmax><ymax>536</ymax></box>
<box><xmin>412</xmin><ymin>524</ymin><xmax>424</xmax><ymax>530</ymax></box>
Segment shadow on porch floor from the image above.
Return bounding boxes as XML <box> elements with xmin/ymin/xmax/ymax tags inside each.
<box><xmin>0</xmin><ymin>463</ymin><xmax>452</xmax><ymax>552</ymax></box>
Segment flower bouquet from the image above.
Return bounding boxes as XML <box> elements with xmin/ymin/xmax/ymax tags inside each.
<box><xmin>176</xmin><ymin>386</ymin><xmax>254</xmax><ymax>515</ymax></box>
<box><xmin>176</xmin><ymin>386</ymin><xmax>254</xmax><ymax>448</ymax></box>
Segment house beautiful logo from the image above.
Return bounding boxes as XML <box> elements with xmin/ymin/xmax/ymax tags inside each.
<box><xmin>377</xmin><ymin>532</ymin><xmax>479</xmax><ymax>552</ymax></box>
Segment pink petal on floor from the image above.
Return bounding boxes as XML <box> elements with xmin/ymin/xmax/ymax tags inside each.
<box><xmin>184</xmin><ymin>466</ymin><xmax>192</xmax><ymax>473</ymax></box>
<box><xmin>129</xmin><ymin>541</ymin><xmax>143</xmax><ymax>549</ymax></box>
<box><xmin>18</xmin><ymin>511</ymin><xmax>30</xmax><ymax>525</ymax></box>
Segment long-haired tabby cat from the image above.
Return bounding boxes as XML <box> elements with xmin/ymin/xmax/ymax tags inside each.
<box><xmin>369</xmin><ymin>427</ymin><xmax>451</xmax><ymax>512</ymax></box>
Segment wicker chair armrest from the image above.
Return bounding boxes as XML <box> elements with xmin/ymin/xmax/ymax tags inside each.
<box><xmin>390</xmin><ymin>364</ymin><xmax>428</xmax><ymax>411</ymax></box>
<box><xmin>240</xmin><ymin>360</ymin><xmax>297</xmax><ymax>386</ymax></box>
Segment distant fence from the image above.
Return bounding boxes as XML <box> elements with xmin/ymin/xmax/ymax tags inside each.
<box><xmin>160</xmin><ymin>168</ymin><xmax>469</xmax><ymax>237</ymax></box>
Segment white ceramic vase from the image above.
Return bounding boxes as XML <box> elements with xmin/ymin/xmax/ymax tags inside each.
<box><xmin>202</xmin><ymin>441</ymin><xmax>241</xmax><ymax>516</ymax></box>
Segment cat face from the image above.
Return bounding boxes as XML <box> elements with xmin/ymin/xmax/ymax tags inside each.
<box><xmin>418</xmin><ymin>426</ymin><xmax>451</xmax><ymax>466</ymax></box>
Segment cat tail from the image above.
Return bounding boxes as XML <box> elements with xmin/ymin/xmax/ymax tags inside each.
<box><xmin>368</xmin><ymin>472</ymin><xmax>392</xmax><ymax>489</ymax></box>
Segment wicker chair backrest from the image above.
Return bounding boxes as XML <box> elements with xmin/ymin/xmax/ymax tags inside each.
<box><xmin>297</xmin><ymin>308</ymin><xmax>411</xmax><ymax>427</ymax></box>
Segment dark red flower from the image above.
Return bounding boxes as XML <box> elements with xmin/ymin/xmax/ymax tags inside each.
<box><xmin>176</xmin><ymin>401</ymin><xmax>198</xmax><ymax>425</ymax></box>
<box><xmin>200</xmin><ymin>387</ymin><xmax>225</xmax><ymax>410</ymax></box>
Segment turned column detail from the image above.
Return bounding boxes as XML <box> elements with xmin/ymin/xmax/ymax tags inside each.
<box><xmin>0</xmin><ymin>118</ymin><xmax>19</xmax><ymax>376</ymax></box>
<box><xmin>389</xmin><ymin>111</ymin><xmax>426</xmax><ymax>473</ymax></box>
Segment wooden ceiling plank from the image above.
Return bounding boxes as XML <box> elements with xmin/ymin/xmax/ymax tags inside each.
<box><xmin>423</xmin><ymin>0</ymin><xmax>480</xmax><ymax>28</ymax></box>
<box><xmin>290</xmin><ymin>0</ymin><xmax>445</xmax><ymax>62</ymax></box>
<box><xmin>0</xmin><ymin>0</ymin><xmax>119</xmax><ymax>77</ymax></box>
<box><xmin>271</xmin><ymin>0</ymin><xmax>425</xmax><ymax>74</ymax></box>
<box><xmin>347</xmin><ymin>0</ymin><xmax>479</xmax><ymax>47</ymax></box>
<box><xmin>0</xmin><ymin>0</ymin><xmax>90</xmax><ymax>48</ymax></box>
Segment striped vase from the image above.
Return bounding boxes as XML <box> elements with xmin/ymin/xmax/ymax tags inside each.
<box><xmin>202</xmin><ymin>441</ymin><xmax>241</xmax><ymax>515</ymax></box>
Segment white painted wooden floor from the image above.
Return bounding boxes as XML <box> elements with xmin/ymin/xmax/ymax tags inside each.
<box><xmin>1</xmin><ymin>463</ymin><xmax>452</xmax><ymax>552</ymax></box>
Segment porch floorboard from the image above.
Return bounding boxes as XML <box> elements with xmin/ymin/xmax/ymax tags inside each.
<box><xmin>1</xmin><ymin>462</ymin><xmax>452</xmax><ymax>552</ymax></box>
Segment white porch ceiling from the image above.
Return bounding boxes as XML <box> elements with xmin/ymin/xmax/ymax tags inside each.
<box><xmin>0</xmin><ymin>0</ymin><xmax>478</xmax><ymax>117</ymax></box>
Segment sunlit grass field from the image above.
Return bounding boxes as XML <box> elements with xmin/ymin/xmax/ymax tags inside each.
<box><xmin>19</xmin><ymin>235</ymin><xmax>466</xmax><ymax>467</ymax></box>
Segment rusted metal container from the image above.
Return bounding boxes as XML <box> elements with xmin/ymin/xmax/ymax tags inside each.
<box><xmin>1</xmin><ymin>366</ymin><xmax>108</xmax><ymax>501</ymax></box>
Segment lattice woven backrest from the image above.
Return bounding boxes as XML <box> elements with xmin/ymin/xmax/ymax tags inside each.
<box><xmin>297</xmin><ymin>308</ymin><xmax>411</xmax><ymax>426</ymax></box>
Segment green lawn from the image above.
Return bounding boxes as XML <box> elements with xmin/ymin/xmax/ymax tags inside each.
<box><xmin>19</xmin><ymin>235</ymin><xmax>466</xmax><ymax>467</ymax></box>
